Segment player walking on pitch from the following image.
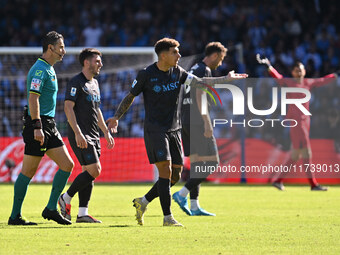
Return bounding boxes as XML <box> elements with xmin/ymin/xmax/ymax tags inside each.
<box><xmin>106</xmin><ymin>38</ymin><xmax>247</xmax><ymax>226</ymax></box>
<box><xmin>257</xmin><ymin>54</ymin><xmax>336</xmax><ymax>191</ymax></box>
<box><xmin>59</xmin><ymin>48</ymin><xmax>114</xmax><ymax>223</ymax></box>
<box><xmin>8</xmin><ymin>31</ymin><xmax>74</xmax><ymax>225</ymax></box>
<box><xmin>173</xmin><ymin>42</ymin><xmax>228</xmax><ymax>216</ymax></box>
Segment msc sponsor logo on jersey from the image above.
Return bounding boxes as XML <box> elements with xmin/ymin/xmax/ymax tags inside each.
<box><xmin>35</xmin><ymin>70</ymin><xmax>43</xmax><ymax>76</ymax></box>
<box><xmin>132</xmin><ymin>79</ymin><xmax>137</xmax><ymax>88</ymax></box>
<box><xmin>70</xmin><ymin>87</ymin><xmax>77</xmax><ymax>96</ymax></box>
<box><xmin>30</xmin><ymin>78</ymin><xmax>42</xmax><ymax>91</ymax></box>
<box><xmin>153</xmin><ymin>81</ymin><xmax>180</xmax><ymax>93</ymax></box>
<box><xmin>162</xmin><ymin>81</ymin><xmax>179</xmax><ymax>91</ymax></box>
<box><xmin>87</xmin><ymin>94</ymin><xmax>101</xmax><ymax>102</ymax></box>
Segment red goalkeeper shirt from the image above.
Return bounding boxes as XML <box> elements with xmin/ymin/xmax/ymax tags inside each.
<box><xmin>268</xmin><ymin>66</ymin><xmax>335</xmax><ymax>120</ymax></box>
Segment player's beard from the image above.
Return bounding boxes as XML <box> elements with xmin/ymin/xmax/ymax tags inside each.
<box><xmin>90</xmin><ymin>65</ymin><xmax>100</xmax><ymax>76</ymax></box>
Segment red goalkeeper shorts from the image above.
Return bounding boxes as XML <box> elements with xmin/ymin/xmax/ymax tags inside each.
<box><xmin>289</xmin><ymin>116</ymin><xmax>310</xmax><ymax>149</ymax></box>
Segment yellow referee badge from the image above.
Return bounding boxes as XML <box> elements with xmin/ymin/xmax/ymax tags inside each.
<box><xmin>35</xmin><ymin>70</ymin><xmax>43</xmax><ymax>76</ymax></box>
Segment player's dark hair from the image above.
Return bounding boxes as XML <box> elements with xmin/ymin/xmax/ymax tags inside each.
<box><xmin>205</xmin><ymin>42</ymin><xmax>227</xmax><ymax>56</ymax></box>
<box><xmin>292</xmin><ymin>61</ymin><xmax>304</xmax><ymax>69</ymax></box>
<box><xmin>79</xmin><ymin>48</ymin><xmax>102</xmax><ymax>66</ymax></box>
<box><xmin>42</xmin><ymin>31</ymin><xmax>63</xmax><ymax>53</ymax></box>
<box><xmin>154</xmin><ymin>38</ymin><xmax>180</xmax><ymax>56</ymax></box>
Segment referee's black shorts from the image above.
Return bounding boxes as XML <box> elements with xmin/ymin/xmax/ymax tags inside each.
<box><xmin>22</xmin><ymin>116</ymin><xmax>64</xmax><ymax>157</ymax></box>
<box><xmin>144</xmin><ymin>129</ymin><xmax>183</xmax><ymax>165</ymax></box>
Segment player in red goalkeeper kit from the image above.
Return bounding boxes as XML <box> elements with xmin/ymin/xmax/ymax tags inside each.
<box><xmin>257</xmin><ymin>54</ymin><xmax>336</xmax><ymax>191</ymax></box>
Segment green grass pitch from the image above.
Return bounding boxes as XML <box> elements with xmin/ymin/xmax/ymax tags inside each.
<box><xmin>0</xmin><ymin>183</ymin><xmax>340</xmax><ymax>255</ymax></box>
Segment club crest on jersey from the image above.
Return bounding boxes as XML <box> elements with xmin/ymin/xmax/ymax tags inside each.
<box><xmin>30</xmin><ymin>78</ymin><xmax>42</xmax><ymax>91</ymax></box>
<box><xmin>157</xmin><ymin>150</ymin><xmax>165</xmax><ymax>157</ymax></box>
<box><xmin>132</xmin><ymin>79</ymin><xmax>137</xmax><ymax>88</ymax></box>
<box><xmin>153</xmin><ymin>85</ymin><xmax>162</xmax><ymax>93</ymax></box>
<box><xmin>70</xmin><ymin>87</ymin><xmax>77</xmax><ymax>96</ymax></box>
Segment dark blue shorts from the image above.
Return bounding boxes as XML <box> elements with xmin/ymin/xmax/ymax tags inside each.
<box><xmin>144</xmin><ymin>130</ymin><xmax>183</xmax><ymax>165</ymax></box>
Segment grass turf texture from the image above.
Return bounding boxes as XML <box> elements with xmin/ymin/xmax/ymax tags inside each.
<box><xmin>0</xmin><ymin>184</ymin><xmax>339</xmax><ymax>255</ymax></box>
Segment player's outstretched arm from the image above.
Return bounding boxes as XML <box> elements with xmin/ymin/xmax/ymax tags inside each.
<box><xmin>256</xmin><ymin>53</ymin><xmax>284</xmax><ymax>80</ymax></box>
<box><xmin>106</xmin><ymin>92</ymin><xmax>135</xmax><ymax>133</ymax></box>
<box><xmin>189</xmin><ymin>71</ymin><xmax>248</xmax><ymax>88</ymax></box>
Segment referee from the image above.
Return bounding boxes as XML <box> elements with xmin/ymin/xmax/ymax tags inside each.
<box><xmin>8</xmin><ymin>31</ymin><xmax>74</xmax><ymax>225</ymax></box>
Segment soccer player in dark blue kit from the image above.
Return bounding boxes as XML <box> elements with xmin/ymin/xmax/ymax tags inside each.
<box><xmin>173</xmin><ymin>42</ymin><xmax>227</xmax><ymax>216</ymax></box>
<box><xmin>58</xmin><ymin>48</ymin><xmax>115</xmax><ymax>223</ymax></box>
<box><xmin>106</xmin><ymin>38</ymin><xmax>247</xmax><ymax>226</ymax></box>
<box><xmin>8</xmin><ymin>31</ymin><xmax>74</xmax><ymax>225</ymax></box>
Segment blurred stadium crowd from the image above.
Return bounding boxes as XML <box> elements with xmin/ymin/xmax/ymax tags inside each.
<box><xmin>0</xmin><ymin>0</ymin><xmax>339</xmax><ymax>150</ymax></box>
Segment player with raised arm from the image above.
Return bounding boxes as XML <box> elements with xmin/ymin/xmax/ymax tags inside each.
<box><xmin>256</xmin><ymin>54</ymin><xmax>336</xmax><ymax>191</ymax></box>
<box><xmin>106</xmin><ymin>38</ymin><xmax>247</xmax><ymax>226</ymax></box>
<box><xmin>58</xmin><ymin>48</ymin><xmax>114</xmax><ymax>223</ymax></box>
<box><xmin>172</xmin><ymin>42</ymin><xmax>227</xmax><ymax>216</ymax></box>
<box><xmin>8</xmin><ymin>31</ymin><xmax>74</xmax><ymax>225</ymax></box>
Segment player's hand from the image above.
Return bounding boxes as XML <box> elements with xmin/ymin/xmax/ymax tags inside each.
<box><xmin>204</xmin><ymin>121</ymin><xmax>213</xmax><ymax>138</ymax></box>
<box><xmin>256</xmin><ymin>54</ymin><xmax>271</xmax><ymax>66</ymax></box>
<box><xmin>227</xmin><ymin>70</ymin><xmax>248</xmax><ymax>80</ymax></box>
<box><xmin>106</xmin><ymin>117</ymin><xmax>119</xmax><ymax>133</ymax></box>
<box><xmin>75</xmin><ymin>132</ymin><xmax>88</xmax><ymax>149</ymax></box>
<box><xmin>104</xmin><ymin>131</ymin><xmax>115</xmax><ymax>149</ymax></box>
<box><xmin>34</xmin><ymin>129</ymin><xmax>44</xmax><ymax>146</ymax></box>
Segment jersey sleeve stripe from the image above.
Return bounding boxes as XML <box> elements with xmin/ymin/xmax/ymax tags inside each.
<box><xmin>29</xmin><ymin>91</ymin><xmax>41</xmax><ymax>95</ymax></box>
